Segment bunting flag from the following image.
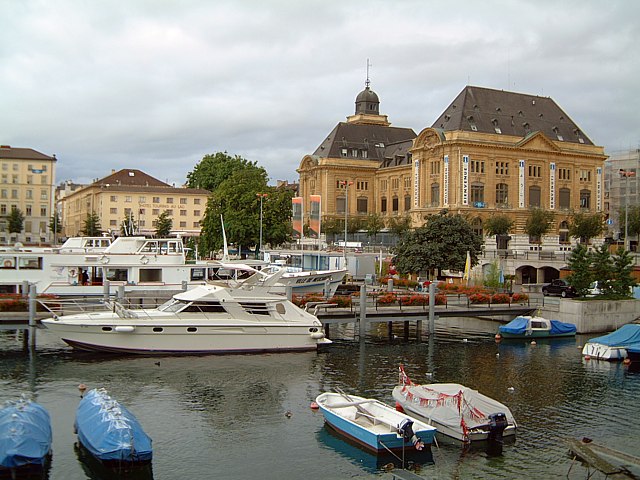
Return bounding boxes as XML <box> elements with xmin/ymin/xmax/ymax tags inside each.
<box><xmin>292</xmin><ymin>197</ymin><xmax>303</xmax><ymax>239</ymax></box>
<box><xmin>463</xmin><ymin>251</ymin><xmax>471</xmax><ymax>284</ymax></box>
<box><xmin>309</xmin><ymin>195</ymin><xmax>321</xmax><ymax>239</ymax></box>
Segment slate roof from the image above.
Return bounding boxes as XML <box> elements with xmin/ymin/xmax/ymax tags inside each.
<box><xmin>431</xmin><ymin>86</ymin><xmax>594</xmax><ymax>146</ymax></box>
<box><xmin>312</xmin><ymin>122</ymin><xmax>417</xmax><ymax>164</ymax></box>
<box><xmin>94</xmin><ymin>169</ymin><xmax>171</xmax><ymax>187</ymax></box>
<box><xmin>0</xmin><ymin>146</ymin><xmax>55</xmax><ymax>160</ymax></box>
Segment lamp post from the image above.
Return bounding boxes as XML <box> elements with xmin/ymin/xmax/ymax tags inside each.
<box><xmin>620</xmin><ymin>170</ymin><xmax>636</xmax><ymax>251</ymax></box>
<box><xmin>340</xmin><ymin>181</ymin><xmax>353</xmax><ymax>262</ymax></box>
<box><xmin>256</xmin><ymin>193</ymin><xmax>268</xmax><ymax>259</ymax></box>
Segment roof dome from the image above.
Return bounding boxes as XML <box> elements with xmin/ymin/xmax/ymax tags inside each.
<box><xmin>355</xmin><ymin>86</ymin><xmax>380</xmax><ymax>115</ymax></box>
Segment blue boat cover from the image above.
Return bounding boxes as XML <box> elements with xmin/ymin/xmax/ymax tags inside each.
<box><xmin>549</xmin><ymin>320</ymin><xmax>577</xmax><ymax>335</ymax></box>
<box><xmin>587</xmin><ymin>324</ymin><xmax>640</xmax><ymax>349</ymax></box>
<box><xmin>76</xmin><ymin>389</ymin><xmax>152</xmax><ymax>463</ymax></box>
<box><xmin>499</xmin><ymin>316</ymin><xmax>529</xmax><ymax>334</ymax></box>
<box><xmin>0</xmin><ymin>399</ymin><xmax>52</xmax><ymax>468</ymax></box>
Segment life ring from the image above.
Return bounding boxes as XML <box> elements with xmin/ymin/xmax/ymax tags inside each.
<box><xmin>69</xmin><ymin>268</ymin><xmax>77</xmax><ymax>278</ymax></box>
<box><xmin>140</xmin><ymin>255</ymin><xmax>149</xmax><ymax>265</ymax></box>
<box><xmin>3</xmin><ymin>259</ymin><xmax>12</xmax><ymax>268</ymax></box>
<box><xmin>100</xmin><ymin>255</ymin><xmax>110</xmax><ymax>264</ymax></box>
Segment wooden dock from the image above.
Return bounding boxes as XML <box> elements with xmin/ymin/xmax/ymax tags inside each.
<box><xmin>567</xmin><ymin>438</ymin><xmax>640</xmax><ymax>479</ymax></box>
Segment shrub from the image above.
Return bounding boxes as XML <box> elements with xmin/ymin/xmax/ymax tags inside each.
<box><xmin>377</xmin><ymin>293</ymin><xmax>397</xmax><ymax>305</ymax></box>
<box><xmin>468</xmin><ymin>293</ymin><xmax>491</xmax><ymax>304</ymax></box>
<box><xmin>490</xmin><ymin>293</ymin><xmax>511</xmax><ymax>304</ymax></box>
<box><xmin>329</xmin><ymin>295</ymin><xmax>352</xmax><ymax>308</ymax></box>
<box><xmin>511</xmin><ymin>293</ymin><xmax>529</xmax><ymax>303</ymax></box>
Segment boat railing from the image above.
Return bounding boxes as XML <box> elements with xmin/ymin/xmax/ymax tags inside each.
<box><xmin>38</xmin><ymin>298</ymin><xmax>111</xmax><ymax>317</ymax></box>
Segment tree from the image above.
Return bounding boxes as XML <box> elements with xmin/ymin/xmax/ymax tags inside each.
<box><xmin>186</xmin><ymin>151</ymin><xmax>263</xmax><ymax>192</ymax></box>
<box><xmin>387</xmin><ymin>215</ymin><xmax>412</xmax><ymax>238</ymax></box>
<box><xmin>8</xmin><ymin>207</ymin><xmax>24</xmax><ymax>235</ymax></box>
<box><xmin>483</xmin><ymin>214</ymin><xmax>513</xmax><ymax>236</ymax></box>
<box><xmin>566</xmin><ymin>243</ymin><xmax>592</xmax><ymax>296</ymax></box>
<box><xmin>49</xmin><ymin>211</ymin><xmax>62</xmax><ymax>235</ymax></box>
<box><xmin>569</xmin><ymin>211</ymin><xmax>604</xmax><ymax>244</ymax></box>
<box><xmin>393</xmin><ymin>212</ymin><xmax>483</xmax><ymax>277</ymax></box>
<box><xmin>261</xmin><ymin>187</ymin><xmax>295</xmax><ymax>247</ymax></box>
<box><xmin>365</xmin><ymin>213</ymin><xmax>385</xmax><ymax>244</ymax></box>
<box><xmin>155</xmin><ymin>210</ymin><xmax>173</xmax><ymax>237</ymax></box>
<box><xmin>120</xmin><ymin>212</ymin><xmax>138</xmax><ymax>236</ymax></box>
<box><xmin>81</xmin><ymin>212</ymin><xmax>102</xmax><ymax>236</ymax></box>
<box><xmin>525</xmin><ymin>208</ymin><xmax>554</xmax><ymax>244</ymax></box>
<box><xmin>589</xmin><ymin>244</ymin><xmax>615</xmax><ymax>295</ymax></box>
<box><xmin>618</xmin><ymin>205</ymin><xmax>640</xmax><ymax>243</ymax></box>
<box><xmin>610</xmin><ymin>247</ymin><xmax>636</xmax><ymax>297</ymax></box>
<box><xmin>322</xmin><ymin>217</ymin><xmax>343</xmax><ymax>243</ymax></box>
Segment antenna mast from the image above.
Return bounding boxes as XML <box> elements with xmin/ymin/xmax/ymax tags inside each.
<box><xmin>366</xmin><ymin>58</ymin><xmax>371</xmax><ymax>87</ymax></box>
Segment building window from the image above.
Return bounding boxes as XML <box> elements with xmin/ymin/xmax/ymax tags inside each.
<box><xmin>392</xmin><ymin>196</ymin><xmax>399</xmax><ymax>212</ymax></box>
<box><xmin>12</xmin><ymin>190</ymin><xmax>18</xmax><ymax>199</ymax></box>
<box><xmin>0</xmin><ymin>190</ymin><xmax>6</xmax><ymax>199</ymax></box>
<box><xmin>496</xmin><ymin>183</ymin><xmax>509</xmax><ymax>205</ymax></box>
<box><xmin>471</xmin><ymin>183</ymin><xmax>485</xmax><ymax>206</ymax></box>
<box><xmin>26</xmin><ymin>175</ymin><xmax>33</xmax><ymax>184</ymax></box>
<box><xmin>193</xmin><ymin>221</ymin><xmax>200</xmax><ymax>228</ymax></box>
<box><xmin>496</xmin><ymin>162</ymin><xmax>509</xmax><ymax>175</ymax></box>
<box><xmin>166</xmin><ymin>197</ymin><xmax>174</xmax><ymax>204</ymax></box>
<box><xmin>166</xmin><ymin>209</ymin><xmax>173</xmax><ymax>216</ymax></box>
<box><xmin>559</xmin><ymin>188</ymin><xmax>571</xmax><ymax>209</ymax></box>
<box><xmin>180</xmin><ymin>210</ymin><xmax>187</xmax><ymax>216</ymax></box>
<box><xmin>336</xmin><ymin>197</ymin><xmax>346</xmax><ymax>214</ymax></box>
<box><xmin>110</xmin><ymin>220</ymin><xmax>117</xmax><ymax>226</ymax></box>
<box><xmin>361</xmin><ymin>150</ymin><xmax>368</xmax><ymax>159</ymax></box>
<box><xmin>139</xmin><ymin>196</ymin><xmax>146</xmax><ymax>203</ymax></box>
<box><xmin>381</xmin><ymin>197</ymin><xmax>387</xmax><ymax>212</ymax></box>
<box><xmin>194</xmin><ymin>210</ymin><xmax>201</xmax><ymax>216</ymax></box>
<box><xmin>471</xmin><ymin>160</ymin><xmax>484</xmax><ymax>174</ymax></box>
<box><xmin>40</xmin><ymin>176</ymin><xmax>48</xmax><ymax>184</ymax></box>
<box><xmin>152</xmin><ymin>209</ymin><xmax>159</xmax><ymax>215</ymax></box>
<box><xmin>180</xmin><ymin>221</ymin><xmax>187</xmax><ymax>228</ymax></box>
<box><xmin>26</xmin><ymin>190</ymin><xmax>33</xmax><ymax>199</ymax></box>
<box><xmin>0</xmin><ymin>205</ymin><xmax>5</xmax><ymax>214</ymax></box>
<box><xmin>341</xmin><ymin>148</ymin><xmax>348</xmax><ymax>157</ymax></box>
<box><xmin>559</xmin><ymin>221</ymin><xmax>570</xmax><ymax>243</ymax></box>
<box><xmin>351</xmin><ymin>149</ymin><xmax>357</xmax><ymax>157</ymax></box>
<box><xmin>430</xmin><ymin>183</ymin><xmax>440</xmax><ymax>206</ymax></box>
<box><xmin>110</xmin><ymin>208</ymin><xmax>117</xmax><ymax>214</ymax></box>
<box><xmin>110</xmin><ymin>195</ymin><xmax>117</xmax><ymax>202</ymax></box>
<box><xmin>357</xmin><ymin>181</ymin><xmax>368</xmax><ymax>190</ymax></box>
<box><xmin>125</xmin><ymin>196</ymin><xmax>132</xmax><ymax>203</ymax></box>
<box><xmin>139</xmin><ymin>208</ymin><xmax>145</xmax><ymax>215</ymax></box>
<box><xmin>12</xmin><ymin>175</ymin><xmax>18</xmax><ymax>184</ymax></box>
<box><xmin>124</xmin><ymin>208</ymin><xmax>132</xmax><ymax>215</ymax></box>
<box><xmin>180</xmin><ymin>198</ymin><xmax>187</xmax><ymax>204</ymax></box>
<box><xmin>404</xmin><ymin>195</ymin><xmax>411</xmax><ymax>211</ymax></box>
<box><xmin>431</xmin><ymin>161</ymin><xmax>441</xmax><ymax>175</ymax></box>
<box><xmin>472</xmin><ymin>217</ymin><xmax>483</xmax><ymax>237</ymax></box>
<box><xmin>579</xmin><ymin>170</ymin><xmax>591</xmax><ymax>182</ymax></box>
<box><xmin>529</xmin><ymin>186</ymin><xmax>541</xmax><ymax>207</ymax></box>
<box><xmin>558</xmin><ymin>168</ymin><xmax>570</xmax><ymax>180</ymax></box>
<box><xmin>528</xmin><ymin>165</ymin><xmax>542</xmax><ymax>178</ymax></box>
<box><xmin>153</xmin><ymin>197</ymin><xmax>160</xmax><ymax>203</ymax></box>
<box><xmin>194</xmin><ymin>198</ymin><xmax>201</xmax><ymax>205</ymax></box>
<box><xmin>580</xmin><ymin>190</ymin><xmax>591</xmax><ymax>209</ymax></box>
<box><xmin>392</xmin><ymin>178</ymin><xmax>400</xmax><ymax>190</ymax></box>
<box><xmin>26</xmin><ymin>205</ymin><xmax>32</xmax><ymax>216</ymax></box>
<box><xmin>404</xmin><ymin>177</ymin><xmax>410</xmax><ymax>189</ymax></box>
<box><xmin>380</xmin><ymin>179</ymin><xmax>388</xmax><ymax>191</ymax></box>
<box><xmin>356</xmin><ymin>197</ymin><xmax>368</xmax><ymax>214</ymax></box>
<box><xmin>25</xmin><ymin>221</ymin><xmax>32</xmax><ymax>233</ymax></box>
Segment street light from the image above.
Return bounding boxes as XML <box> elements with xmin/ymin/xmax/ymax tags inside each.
<box><xmin>620</xmin><ymin>169</ymin><xmax>635</xmax><ymax>251</ymax></box>
<box><xmin>256</xmin><ymin>193</ymin><xmax>268</xmax><ymax>259</ymax></box>
<box><xmin>340</xmin><ymin>180</ymin><xmax>353</xmax><ymax>262</ymax></box>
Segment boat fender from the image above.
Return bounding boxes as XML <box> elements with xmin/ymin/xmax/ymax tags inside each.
<box><xmin>398</xmin><ymin>419</ymin><xmax>424</xmax><ymax>451</ymax></box>
<box><xmin>310</xmin><ymin>331</ymin><xmax>325</xmax><ymax>340</ymax></box>
<box><xmin>69</xmin><ymin>268</ymin><xmax>77</xmax><ymax>278</ymax></box>
<box><xmin>395</xmin><ymin>401</ymin><xmax>405</xmax><ymax>413</ymax></box>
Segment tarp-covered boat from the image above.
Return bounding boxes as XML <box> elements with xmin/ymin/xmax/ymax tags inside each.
<box><xmin>498</xmin><ymin>315</ymin><xmax>576</xmax><ymax>338</ymax></box>
<box><xmin>0</xmin><ymin>398</ymin><xmax>52</xmax><ymax>471</ymax></box>
<box><xmin>315</xmin><ymin>391</ymin><xmax>436</xmax><ymax>454</ymax></box>
<box><xmin>392</xmin><ymin>366</ymin><xmax>516</xmax><ymax>443</ymax></box>
<box><xmin>582</xmin><ymin>324</ymin><xmax>640</xmax><ymax>360</ymax></box>
<box><xmin>75</xmin><ymin>389</ymin><xmax>152</xmax><ymax>467</ymax></box>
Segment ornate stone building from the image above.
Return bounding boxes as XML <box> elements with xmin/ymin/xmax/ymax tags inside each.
<box><xmin>298</xmin><ymin>84</ymin><xmax>607</xmax><ymax>248</ymax></box>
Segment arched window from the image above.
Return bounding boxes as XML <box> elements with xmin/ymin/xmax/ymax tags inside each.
<box><xmin>471</xmin><ymin>182</ymin><xmax>485</xmax><ymax>207</ymax></box>
<box><xmin>392</xmin><ymin>196</ymin><xmax>399</xmax><ymax>212</ymax></box>
<box><xmin>496</xmin><ymin>183</ymin><xmax>509</xmax><ymax>205</ymax></box>
<box><xmin>559</xmin><ymin>188</ymin><xmax>571</xmax><ymax>210</ymax></box>
<box><xmin>529</xmin><ymin>186</ymin><xmax>541</xmax><ymax>207</ymax></box>
<box><xmin>381</xmin><ymin>197</ymin><xmax>387</xmax><ymax>213</ymax></box>
<box><xmin>404</xmin><ymin>195</ymin><xmax>411</xmax><ymax>211</ymax></box>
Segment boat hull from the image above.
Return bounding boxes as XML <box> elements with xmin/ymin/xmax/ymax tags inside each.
<box><xmin>43</xmin><ymin>318</ymin><xmax>330</xmax><ymax>354</ymax></box>
<box><xmin>582</xmin><ymin>343</ymin><xmax>628</xmax><ymax>360</ymax></box>
<box><xmin>315</xmin><ymin>393</ymin><xmax>436</xmax><ymax>454</ymax></box>
<box><xmin>499</xmin><ymin>331</ymin><xmax>576</xmax><ymax>339</ymax></box>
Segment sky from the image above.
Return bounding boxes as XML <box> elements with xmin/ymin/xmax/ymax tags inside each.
<box><xmin>1</xmin><ymin>0</ymin><xmax>639</xmax><ymax>188</ymax></box>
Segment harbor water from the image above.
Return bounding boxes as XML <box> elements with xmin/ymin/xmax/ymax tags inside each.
<box><xmin>0</xmin><ymin>319</ymin><xmax>639</xmax><ymax>480</ymax></box>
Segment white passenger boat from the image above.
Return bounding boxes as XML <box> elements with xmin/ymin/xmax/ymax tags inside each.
<box><xmin>41</xmin><ymin>269</ymin><xmax>331</xmax><ymax>354</ymax></box>
<box><xmin>392</xmin><ymin>366</ymin><xmax>516</xmax><ymax>443</ymax></box>
<box><xmin>0</xmin><ymin>236</ymin><xmax>346</xmax><ymax>298</ymax></box>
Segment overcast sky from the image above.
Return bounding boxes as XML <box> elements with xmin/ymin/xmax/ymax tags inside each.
<box><xmin>2</xmin><ymin>0</ymin><xmax>639</xmax><ymax>187</ymax></box>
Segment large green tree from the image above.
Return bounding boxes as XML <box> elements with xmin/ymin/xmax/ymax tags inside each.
<box><xmin>589</xmin><ymin>244</ymin><xmax>615</xmax><ymax>295</ymax></box>
<box><xmin>566</xmin><ymin>243</ymin><xmax>593</xmax><ymax>296</ymax></box>
<box><xmin>525</xmin><ymin>208</ymin><xmax>555</xmax><ymax>244</ymax></box>
<box><xmin>610</xmin><ymin>247</ymin><xmax>636</xmax><ymax>297</ymax></box>
<box><xmin>569</xmin><ymin>211</ymin><xmax>604</xmax><ymax>244</ymax></box>
<box><xmin>393</xmin><ymin>212</ymin><xmax>483</xmax><ymax>276</ymax></box>
<box><xmin>186</xmin><ymin>152</ymin><xmax>261</xmax><ymax>191</ymax></box>
<box><xmin>483</xmin><ymin>214</ymin><xmax>513</xmax><ymax>236</ymax></box>
<box><xmin>155</xmin><ymin>210</ymin><xmax>173</xmax><ymax>237</ymax></box>
<box><xmin>260</xmin><ymin>187</ymin><xmax>295</xmax><ymax>248</ymax></box>
<box><xmin>8</xmin><ymin>207</ymin><xmax>24</xmax><ymax>234</ymax></box>
<box><xmin>81</xmin><ymin>212</ymin><xmax>102</xmax><ymax>236</ymax></box>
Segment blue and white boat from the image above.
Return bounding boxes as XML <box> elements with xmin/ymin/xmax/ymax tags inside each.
<box><xmin>0</xmin><ymin>398</ymin><xmax>52</xmax><ymax>473</ymax></box>
<box><xmin>582</xmin><ymin>324</ymin><xmax>640</xmax><ymax>360</ymax></box>
<box><xmin>75</xmin><ymin>389</ymin><xmax>152</xmax><ymax>467</ymax></box>
<box><xmin>498</xmin><ymin>315</ymin><xmax>576</xmax><ymax>339</ymax></box>
<box><xmin>315</xmin><ymin>391</ymin><xmax>436</xmax><ymax>454</ymax></box>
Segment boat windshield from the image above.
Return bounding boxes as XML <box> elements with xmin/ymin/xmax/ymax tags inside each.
<box><xmin>157</xmin><ymin>299</ymin><xmax>190</xmax><ymax>312</ymax></box>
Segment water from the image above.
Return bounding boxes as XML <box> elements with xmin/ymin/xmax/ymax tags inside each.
<box><xmin>1</xmin><ymin>322</ymin><xmax>639</xmax><ymax>480</ymax></box>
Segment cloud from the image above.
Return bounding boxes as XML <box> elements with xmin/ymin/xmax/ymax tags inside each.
<box><xmin>1</xmin><ymin>0</ymin><xmax>639</xmax><ymax>187</ymax></box>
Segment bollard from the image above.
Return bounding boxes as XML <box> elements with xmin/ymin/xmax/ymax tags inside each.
<box><xmin>22</xmin><ymin>281</ymin><xmax>30</xmax><ymax>298</ymax></box>
<box><xmin>359</xmin><ymin>284</ymin><xmax>367</xmax><ymax>339</ymax></box>
<box><xmin>117</xmin><ymin>285</ymin><xmax>125</xmax><ymax>302</ymax></box>
<box><xmin>29</xmin><ymin>284</ymin><xmax>37</xmax><ymax>347</ymax></box>
<box><xmin>387</xmin><ymin>278</ymin><xmax>393</xmax><ymax>292</ymax></box>
<box><xmin>103</xmin><ymin>280</ymin><xmax>110</xmax><ymax>302</ymax></box>
<box><xmin>428</xmin><ymin>282</ymin><xmax>436</xmax><ymax>334</ymax></box>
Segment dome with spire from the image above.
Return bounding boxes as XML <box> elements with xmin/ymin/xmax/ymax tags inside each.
<box><xmin>355</xmin><ymin>85</ymin><xmax>380</xmax><ymax>115</ymax></box>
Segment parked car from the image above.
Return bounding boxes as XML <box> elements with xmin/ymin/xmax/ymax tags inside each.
<box><xmin>542</xmin><ymin>279</ymin><xmax>577</xmax><ymax>298</ymax></box>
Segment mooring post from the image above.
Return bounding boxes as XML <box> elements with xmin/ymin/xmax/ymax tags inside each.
<box><xmin>324</xmin><ymin>279</ymin><xmax>330</xmax><ymax>299</ymax></box>
<box><xmin>428</xmin><ymin>282</ymin><xmax>436</xmax><ymax>334</ymax></box>
<box><xmin>117</xmin><ymin>285</ymin><xmax>125</xmax><ymax>302</ymax></box>
<box><xmin>387</xmin><ymin>278</ymin><xmax>393</xmax><ymax>292</ymax></box>
<box><xmin>22</xmin><ymin>280</ymin><xmax>30</xmax><ymax>298</ymax></box>
<box><xmin>359</xmin><ymin>284</ymin><xmax>367</xmax><ymax>340</ymax></box>
<box><xmin>29</xmin><ymin>284</ymin><xmax>37</xmax><ymax>348</ymax></box>
<box><xmin>103</xmin><ymin>280</ymin><xmax>110</xmax><ymax>302</ymax></box>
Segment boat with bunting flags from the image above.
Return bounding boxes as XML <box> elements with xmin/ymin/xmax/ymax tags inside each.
<box><xmin>392</xmin><ymin>366</ymin><xmax>517</xmax><ymax>443</ymax></box>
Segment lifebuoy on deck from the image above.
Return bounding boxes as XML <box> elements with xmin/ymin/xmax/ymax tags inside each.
<box><xmin>3</xmin><ymin>259</ymin><xmax>13</xmax><ymax>268</ymax></box>
<box><xmin>69</xmin><ymin>268</ymin><xmax>77</xmax><ymax>277</ymax></box>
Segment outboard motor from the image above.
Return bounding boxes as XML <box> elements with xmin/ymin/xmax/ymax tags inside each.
<box><xmin>487</xmin><ymin>413</ymin><xmax>508</xmax><ymax>443</ymax></box>
<box><xmin>398</xmin><ymin>419</ymin><xmax>424</xmax><ymax>451</ymax></box>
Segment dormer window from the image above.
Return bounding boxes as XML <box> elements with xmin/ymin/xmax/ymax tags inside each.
<box><xmin>492</xmin><ymin>118</ymin><xmax>501</xmax><ymax>134</ymax></box>
<box><xmin>467</xmin><ymin>115</ymin><xmax>477</xmax><ymax>131</ymax></box>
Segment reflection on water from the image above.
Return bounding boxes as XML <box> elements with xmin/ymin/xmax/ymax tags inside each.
<box><xmin>75</xmin><ymin>443</ymin><xmax>153</xmax><ymax>480</ymax></box>
<box><xmin>0</xmin><ymin>322</ymin><xmax>638</xmax><ymax>479</ymax></box>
